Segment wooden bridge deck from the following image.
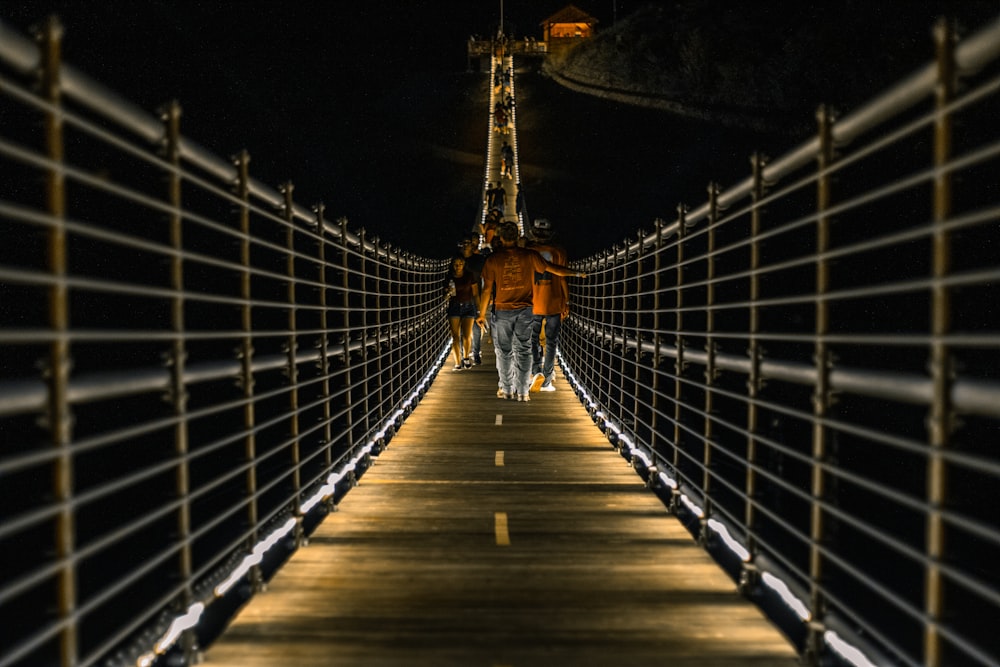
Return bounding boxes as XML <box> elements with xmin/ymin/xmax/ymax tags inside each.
<box><xmin>202</xmin><ymin>348</ymin><xmax>799</xmax><ymax>667</ymax></box>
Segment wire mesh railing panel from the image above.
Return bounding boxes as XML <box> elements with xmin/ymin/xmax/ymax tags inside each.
<box><xmin>560</xmin><ymin>16</ymin><xmax>1000</xmax><ymax>667</ymax></box>
<box><xmin>0</xmin><ymin>18</ymin><xmax>450</xmax><ymax>667</ymax></box>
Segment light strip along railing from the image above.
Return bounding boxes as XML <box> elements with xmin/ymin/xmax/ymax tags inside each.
<box><xmin>505</xmin><ymin>52</ymin><xmax>524</xmax><ymax>233</ymax></box>
<box><xmin>559</xmin><ymin>15</ymin><xmax>1000</xmax><ymax>667</ymax></box>
<box><xmin>478</xmin><ymin>51</ymin><xmax>499</xmax><ymax>234</ymax></box>
<box><xmin>0</xmin><ymin>17</ymin><xmax>451</xmax><ymax>667</ymax></box>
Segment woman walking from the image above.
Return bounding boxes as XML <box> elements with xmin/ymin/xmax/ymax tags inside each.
<box><xmin>445</xmin><ymin>255</ymin><xmax>479</xmax><ymax>370</ymax></box>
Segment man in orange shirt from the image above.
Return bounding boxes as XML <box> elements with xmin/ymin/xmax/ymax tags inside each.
<box><xmin>527</xmin><ymin>219</ymin><xmax>569</xmax><ymax>392</ymax></box>
<box><xmin>476</xmin><ymin>222</ymin><xmax>584</xmax><ymax>402</ymax></box>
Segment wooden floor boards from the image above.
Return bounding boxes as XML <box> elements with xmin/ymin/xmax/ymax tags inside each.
<box><xmin>203</xmin><ymin>349</ymin><xmax>799</xmax><ymax>666</ymax></box>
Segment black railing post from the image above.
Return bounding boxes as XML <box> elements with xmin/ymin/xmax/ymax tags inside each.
<box><xmin>374</xmin><ymin>237</ymin><xmax>388</xmax><ymax>434</ymax></box>
<box><xmin>163</xmin><ymin>98</ymin><xmax>198</xmax><ymax>664</ymax></box>
<box><xmin>703</xmin><ymin>184</ymin><xmax>719</xmax><ymax>543</ymax></box>
<box><xmin>673</xmin><ymin>205</ymin><xmax>687</xmax><ymax>496</ymax></box>
<box><xmin>651</xmin><ymin>220</ymin><xmax>665</xmax><ymax>461</ymax></box>
<box><xmin>610</xmin><ymin>245</ymin><xmax>621</xmax><ymax>418</ymax></box>
<box><xmin>615</xmin><ymin>238</ymin><xmax>624</xmax><ymax>438</ymax></box>
<box><xmin>314</xmin><ymin>204</ymin><xmax>333</xmax><ymax>471</ymax></box>
<box><xmin>340</xmin><ymin>218</ymin><xmax>356</xmax><ymax>474</ymax></box>
<box><xmin>281</xmin><ymin>183</ymin><xmax>304</xmax><ymax>546</ymax></box>
<box><xmin>359</xmin><ymin>230</ymin><xmax>371</xmax><ymax>441</ymax></box>
<box><xmin>39</xmin><ymin>16</ymin><xmax>77</xmax><ymax>667</ymax></box>
<box><xmin>634</xmin><ymin>228</ymin><xmax>646</xmax><ymax>452</ymax></box>
<box><xmin>234</xmin><ymin>150</ymin><xmax>262</xmax><ymax>593</ymax></box>
<box><xmin>805</xmin><ymin>104</ymin><xmax>836</xmax><ymax>666</ymax></box>
<box><xmin>384</xmin><ymin>243</ymin><xmax>394</xmax><ymax>429</ymax></box>
<box><xmin>392</xmin><ymin>246</ymin><xmax>406</xmax><ymax>410</ymax></box>
<box><xmin>744</xmin><ymin>152</ymin><xmax>767</xmax><ymax>572</ymax></box>
<box><xmin>925</xmin><ymin>17</ymin><xmax>957</xmax><ymax>667</ymax></box>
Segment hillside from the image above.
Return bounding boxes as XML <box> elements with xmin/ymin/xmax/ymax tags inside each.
<box><xmin>542</xmin><ymin>0</ymin><xmax>999</xmax><ymax>131</ymax></box>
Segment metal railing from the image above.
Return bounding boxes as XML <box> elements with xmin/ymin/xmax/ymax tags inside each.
<box><xmin>559</xmin><ymin>15</ymin><xmax>1000</xmax><ymax>667</ymax></box>
<box><xmin>0</xmin><ymin>16</ymin><xmax>450</xmax><ymax>667</ymax></box>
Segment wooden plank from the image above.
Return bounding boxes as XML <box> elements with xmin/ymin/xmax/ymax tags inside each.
<box><xmin>203</xmin><ymin>350</ymin><xmax>799</xmax><ymax>666</ymax></box>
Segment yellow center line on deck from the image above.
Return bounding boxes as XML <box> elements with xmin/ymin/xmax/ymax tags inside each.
<box><xmin>495</xmin><ymin>450</ymin><xmax>504</xmax><ymax>466</ymax></box>
<box><xmin>364</xmin><ymin>479</ymin><xmax>604</xmax><ymax>485</ymax></box>
<box><xmin>494</xmin><ymin>511</ymin><xmax>510</xmax><ymax>546</ymax></box>
<box><xmin>495</xmin><ymin>413</ymin><xmax>503</xmax><ymax>425</ymax></box>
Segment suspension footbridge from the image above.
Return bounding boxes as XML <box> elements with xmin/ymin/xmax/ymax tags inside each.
<box><xmin>2</xmin><ymin>13</ymin><xmax>1000</xmax><ymax>667</ymax></box>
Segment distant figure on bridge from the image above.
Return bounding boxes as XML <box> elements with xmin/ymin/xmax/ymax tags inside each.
<box><xmin>486</xmin><ymin>182</ymin><xmax>505</xmax><ymax>215</ymax></box>
<box><xmin>527</xmin><ymin>218</ymin><xmax>569</xmax><ymax>393</ymax></box>
<box><xmin>501</xmin><ymin>141</ymin><xmax>514</xmax><ymax>179</ymax></box>
<box><xmin>479</xmin><ymin>208</ymin><xmax>502</xmax><ymax>249</ymax></box>
<box><xmin>494</xmin><ymin>105</ymin><xmax>509</xmax><ymax>134</ymax></box>
<box><xmin>445</xmin><ymin>254</ymin><xmax>480</xmax><ymax>371</ymax></box>
<box><xmin>477</xmin><ymin>222</ymin><xmax>584</xmax><ymax>402</ymax></box>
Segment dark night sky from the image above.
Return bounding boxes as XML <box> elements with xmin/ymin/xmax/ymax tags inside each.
<box><xmin>5</xmin><ymin>1</ymin><xmax>996</xmax><ymax>258</ymax></box>
<box><xmin>4</xmin><ymin>1</ymin><xmax>624</xmax><ymax>256</ymax></box>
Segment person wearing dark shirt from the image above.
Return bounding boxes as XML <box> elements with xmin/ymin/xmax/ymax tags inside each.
<box><xmin>501</xmin><ymin>141</ymin><xmax>514</xmax><ymax>180</ymax></box>
<box><xmin>445</xmin><ymin>254</ymin><xmax>479</xmax><ymax>370</ymax></box>
<box><xmin>459</xmin><ymin>234</ymin><xmax>487</xmax><ymax>365</ymax></box>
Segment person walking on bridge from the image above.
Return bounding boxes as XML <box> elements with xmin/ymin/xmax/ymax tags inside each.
<box><xmin>527</xmin><ymin>218</ymin><xmax>569</xmax><ymax>392</ymax></box>
<box><xmin>477</xmin><ymin>222</ymin><xmax>585</xmax><ymax>402</ymax></box>
<box><xmin>445</xmin><ymin>254</ymin><xmax>479</xmax><ymax>370</ymax></box>
<box><xmin>486</xmin><ymin>182</ymin><xmax>505</xmax><ymax>216</ymax></box>
<box><xmin>501</xmin><ymin>141</ymin><xmax>514</xmax><ymax>180</ymax></box>
<box><xmin>459</xmin><ymin>233</ymin><xmax>487</xmax><ymax>365</ymax></box>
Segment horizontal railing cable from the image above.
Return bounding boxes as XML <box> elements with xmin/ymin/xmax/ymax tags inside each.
<box><xmin>1</xmin><ymin>15</ymin><xmax>451</xmax><ymax>667</ymax></box>
<box><xmin>558</xmin><ymin>14</ymin><xmax>1000</xmax><ymax>667</ymax></box>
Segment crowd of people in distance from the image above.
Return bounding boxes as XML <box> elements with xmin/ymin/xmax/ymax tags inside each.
<box><xmin>493</xmin><ymin>63</ymin><xmax>513</xmax><ymax>134</ymax></box>
<box><xmin>441</xmin><ymin>46</ymin><xmax>586</xmax><ymax>403</ymax></box>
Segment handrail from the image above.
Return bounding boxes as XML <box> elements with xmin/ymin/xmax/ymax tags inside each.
<box><xmin>0</xmin><ymin>16</ymin><xmax>451</xmax><ymax>667</ymax></box>
<box><xmin>559</xmin><ymin>14</ymin><xmax>1000</xmax><ymax>667</ymax></box>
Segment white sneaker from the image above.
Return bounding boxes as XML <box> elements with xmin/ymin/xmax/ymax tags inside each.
<box><xmin>540</xmin><ymin>383</ymin><xmax>556</xmax><ymax>392</ymax></box>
